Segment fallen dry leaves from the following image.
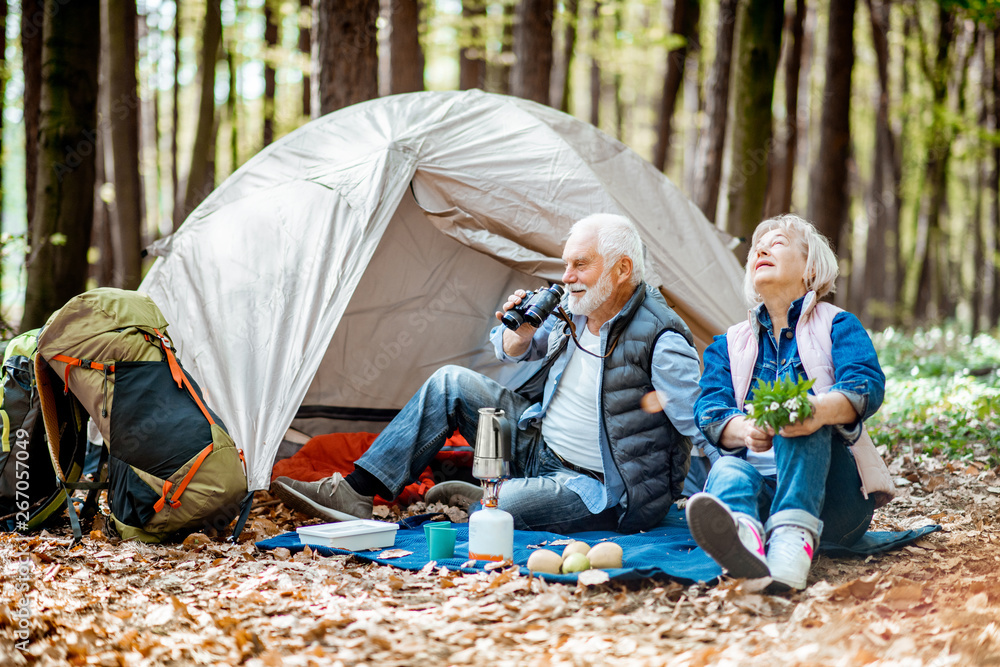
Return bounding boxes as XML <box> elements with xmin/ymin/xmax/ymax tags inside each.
<box><xmin>1</xmin><ymin>455</ymin><xmax>998</xmax><ymax>666</ymax></box>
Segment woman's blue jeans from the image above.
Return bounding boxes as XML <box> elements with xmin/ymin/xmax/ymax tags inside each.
<box><xmin>356</xmin><ymin>365</ymin><xmax>620</xmax><ymax>534</ymax></box>
<box><xmin>703</xmin><ymin>425</ymin><xmax>874</xmax><ymax>546</ymax></box>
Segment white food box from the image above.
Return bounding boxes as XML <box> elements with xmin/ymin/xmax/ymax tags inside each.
<box><xmin>296</xmin><ymin>520</ymin><xmax>399</xmax><ymax>551</ymax></box>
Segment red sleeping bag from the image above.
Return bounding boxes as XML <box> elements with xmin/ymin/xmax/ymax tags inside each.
<box><xmin>271</xmin><ymin>432</ymin><xmax>472</xmax><ymax>506</ymax></box>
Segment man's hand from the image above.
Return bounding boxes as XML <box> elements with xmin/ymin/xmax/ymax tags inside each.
<box><xmin>720</xmin><ymin>416</ymin><xmax>773</xmax><ymax>452</ymax></box>
<box><xmin>496</xmin><ymin>290</ymin><xmax>538</xmax><ymax>358</ymax></box>
<box><xmin>778</xmin><ymin>393</ymin><xmax>857</xmax><ymax>438</ymax></box>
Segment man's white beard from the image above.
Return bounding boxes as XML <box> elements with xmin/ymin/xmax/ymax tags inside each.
<box><xmin>568</xmin><ymin>269</ymin><xmax>615</xmax><ymax>316</ymax></box>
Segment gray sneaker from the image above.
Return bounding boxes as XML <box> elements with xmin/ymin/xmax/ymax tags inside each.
<box><xmin>424</xmin><ymin>480</ymin><xmax>483</xmax><ymax>507</ymax></box>
<box><xmin>270</xmin><ymin>473</ymin><xmax>374</xmax><ymax>522</ymax></box>
<box><xmin>686</xmin><ymin>492</ymin><xmax>769</xmax><ymax>580</ymax></box>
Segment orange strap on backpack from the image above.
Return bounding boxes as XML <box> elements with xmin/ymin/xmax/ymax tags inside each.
<box><xmin>152</xmin><ymin>329</ymin><xmax>215</xmax><ymax>426</ymax></box>
<box><xmin>152</xmin><ymin>441</ymin><xmax>215</xmax><ymax>512</ymax></box>
<box><xmin>50</xmin><ymin>354</ymin><xmax>116</xmax><ymax>394</ymax></box>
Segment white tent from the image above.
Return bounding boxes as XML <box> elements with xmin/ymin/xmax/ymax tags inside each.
<box><xmin>140</xmin><ymin>90</ymin><xmax>745</xmax><ymax>491</ymax></box>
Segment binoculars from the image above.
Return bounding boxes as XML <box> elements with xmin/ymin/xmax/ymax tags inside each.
<box><xmin>501</xmin><ymin>284</ymin><xmax>565</xmax><ymax>331</ymax></box>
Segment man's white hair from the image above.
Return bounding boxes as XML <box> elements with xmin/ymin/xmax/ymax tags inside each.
<box><xmin>743</xmin><ymin>213</ymin><xmax>839</xmax><ymax>307</ymax></box>
<box><xmin>569</xmin><ymin>213</ymin><xmax>645</xmax><ymax>287</ymax></box>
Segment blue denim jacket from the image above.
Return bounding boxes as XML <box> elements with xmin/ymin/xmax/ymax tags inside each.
<box><xmin>695</xmin><ymin>295</ymin><xmax>885</xmax><ymax>454</ymax></box>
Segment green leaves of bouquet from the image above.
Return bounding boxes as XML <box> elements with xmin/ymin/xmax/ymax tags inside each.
<box><xmin>745</xmin><ymin>375</ymin><xmax>816</xmax><ymax>431</ymax></box>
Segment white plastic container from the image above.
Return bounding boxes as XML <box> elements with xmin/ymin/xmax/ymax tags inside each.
<box><xmin>468</xmin><ymin>506</ymin><xmax>514</xmax><ymax>561</ymax></box>
<box><xmin>296</xmin><ymin>520</ymin><xmax>399</xmax><ymax>550</ymax></box>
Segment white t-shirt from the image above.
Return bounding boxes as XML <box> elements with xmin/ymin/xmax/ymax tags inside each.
<box><xmin>745</xmin><ymin>447</ymin><xmax>776</xmax><ymax>477</ymax></box>
<box><xmin>541</xmin><ymin>327</ymin><xmax>604</xmax><ymax>472</ymax></box>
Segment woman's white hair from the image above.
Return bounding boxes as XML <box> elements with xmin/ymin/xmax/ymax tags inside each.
<box><xmin>569</xmin><ymin>213</ymin><xmax>645</xmax><ymax>287</ymax></box>
<box><xmin>743</xmin><ymin>213</ymin><xmax>839</xmax><ymax>307</ymax></box>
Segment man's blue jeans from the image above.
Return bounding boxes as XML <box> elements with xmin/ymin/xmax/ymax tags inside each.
<box><xmin>704</xmin><ymin>425</ymin><xmax>874</xmax><ymax>546</ymax></box>
<box><xmin>356</xmin><ymin>365</ymin><xmax>619</xmax><ymax>534</ymax></box>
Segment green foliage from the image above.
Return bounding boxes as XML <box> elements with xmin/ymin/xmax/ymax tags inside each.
<box><xmin>869</xmin><ymin>326</ymin><xmax>1000</xmax><ymax>467</ymax></box>
<box><xmin>745</xmin><ymin>375</ymin><xmax>816</xmax><ymax>431</ymax></box>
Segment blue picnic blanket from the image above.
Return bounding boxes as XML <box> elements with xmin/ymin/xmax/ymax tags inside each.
<box><xmin>256</xmin><ymin>506</ymin><xmax>940</xmax><ymax>584</ymax></box>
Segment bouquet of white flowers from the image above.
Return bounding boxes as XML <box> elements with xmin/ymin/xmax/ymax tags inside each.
<box><xmin>744</xmin><ymin>375</ymin><xmax>816</xmax><ymax>431</ymax></box>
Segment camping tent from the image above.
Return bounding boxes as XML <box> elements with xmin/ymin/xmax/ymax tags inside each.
<box><xmin>140</xmin><ymin>90</ymin><xmax>746</xmax><ymax>491</ymax></box>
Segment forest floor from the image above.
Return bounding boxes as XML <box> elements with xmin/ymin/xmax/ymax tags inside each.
<box><xmin>1</xmin><ymin>449</ymin><xmax>999</xmax><ymax>667</ymax></box>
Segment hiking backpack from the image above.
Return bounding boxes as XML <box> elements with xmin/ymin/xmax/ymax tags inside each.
<box><xmin>35</xmin><ymin>288</ymin><xmax>250</xmax><ymax>543</ymax></box>
<box><xmin>0</xmin><ymin>329</ymin><xmax>94</xmax><ymax>532</ymax></box>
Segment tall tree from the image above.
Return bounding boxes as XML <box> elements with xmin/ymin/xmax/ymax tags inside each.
<box><xmin>103</xmin><ymin>0</ymin><xmax>144</xmax><ymax>289</ymax></box>
<box><xmin>227</xmin><ymin>47</ymin><xmax>239</xmax><ymax>169</ymax></box>
<box><xmin>22</xmin><ymin>0</ymin><xmax>43</xmax><ymax>242</ymax></box>
<box><xmin>459</xmin><ymin>0</ymin><xmax>486</xmax><ymax>91</ymax></box>
<box><xmin>181</xmin><ymin>0</ymin><xmax>222</xmax><ymax>224</ymax></box>
<box><xmin>993</xmin><ymin>26</ymin><xmax>1000</xmax><ymax>323</ymax></box>
<box><xmin>171</xmin><ymin>0</ymin><xmax>182</xmax><ymax>230</ymax></box>
<box><xmin>0</xmin><ymin>0</ymin><xmax>6</xmax><ymax>300</ymax></box>
<box><xmin>511</xmin><ymin>0</ymin><xmax>553</xmax><ymax>104</ymax></box>
<box><xmin>764</xmin><ymin>0</ymin><xmax>805</xmax><ymax>217</ymax></box>
<box><xmin>550</xmin><ymin>0</ymin><xmax>578</xmax><ymax>111</ymax></box>
<box><xmin>691</xmin><ymin>0</ymin><xmax>737</xmax><ymax>223</ymax></box>
<box><xmin>299</xmin><ymin>0</ymin><xmax>312</xmax><ymax>117</ymax></box>
<box><xmin>589</xmin><ymin>0</ymin><xmax>600</xmax><ymax>126</ymax></box>
<box><xmin>971</xmin><ymin>30</ymin><xmax>988</xmax><ymax>334</ymax></box>
<box><xmin>857</xmin><ymin>0</ymin><xmax>901</xmax><ymax>329</ymax></box>
<box><xmin>22</xmin><ymin>0</ymin><xmax>100</xmax><ymax>330</ymax></box>
<box><xmin>724</xmin><ymin>0</ymin><xmax>783</xmax><ymax>242</ymax></box>
<box><xmin>263</xmin><ymin>0</ymin><xmax>280</xmax><ymax>146</ymax></box>
<box><xmin>907</xmin><ymin>7</ymin><xmax>958</xmax><ymax>322</ymax></box>
<box><xmin>389</xmin><ymin>0</ymin><xmax>424</xmax><ymax>93</ymax></box>
<box><xmin>498</xmin><ymin>1</ymin><xmax>514</xmax><ymax>94</ymax></box>
<box><xmin>315</xmin><ymin>0</ymin><xmax>378</xmax><ymax>115</ymax></box>
<box><xmin>806</xmin><ymin>0</ymin><xmax>855</xmax><ymax>255</ymax></box>
<box><xmin>652</xmin><ymin>0</ymin><xmax>700</xmax><ymax>173</ymax></box>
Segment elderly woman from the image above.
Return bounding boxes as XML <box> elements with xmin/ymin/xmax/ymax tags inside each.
<box><xmin>687</xmin><ymin>214</ymin><xmax>895</xmax><ymax>591</ymax></box>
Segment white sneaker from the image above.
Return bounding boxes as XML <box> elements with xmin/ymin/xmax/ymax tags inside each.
<box><xmin>686</xmin><ymin>493</ymin><xmax>769</xmax><ymax>580</ymax></box>
<box><xmin>766</xmin><ymin>526</ymin><xmax>815</xmax><ymax>591</ymax></box>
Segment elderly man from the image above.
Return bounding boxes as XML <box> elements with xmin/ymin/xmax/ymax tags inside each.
<box><xmin>272</xmin><ymin>214</ymin><xmax>709</xmax><ymax>534</ymax></box>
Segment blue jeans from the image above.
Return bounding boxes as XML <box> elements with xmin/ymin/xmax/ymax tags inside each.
<box><xmin>357</xmin><ymin>365</ymin><xmax>620</xmax><ymax>534</ymax></box>
<box><xmin>704</xmin><ymin>426</ymin><xmax>874</xmax><ymax>546</ymax></box>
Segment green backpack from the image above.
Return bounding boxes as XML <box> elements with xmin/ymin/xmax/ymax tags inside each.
<box><xmin>36</xmin><ymin>288</ymin><xmax>250</xmax><ymax>543</ymax></box>
<box><xmin>0</xmin><ymin>329</ymin><xmax>94</xmax><ymax>533</ymax></box>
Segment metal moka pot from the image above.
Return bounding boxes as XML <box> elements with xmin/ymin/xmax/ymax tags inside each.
<box><xmin>472</xmin><ymin>408</ymin><xmax>512</xmax><ymax>482</ymax></box>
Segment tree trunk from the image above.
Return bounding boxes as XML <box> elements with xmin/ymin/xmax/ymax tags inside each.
<box><xmin>971</xmin><ymin>31</ymin><xmax>987</xmax><ymax>335</ymax></box>
<box><xmin>228</xmin><ymin>48</ymin><xmax>239</xmax><ymax>170</ymax></box>
<box><xmin>589</xmin><ymin>0</ymin><xmax>600</xmax><ymax>127</ymax></box>
<box><xmin>299</xmin><ymin>0</ymin><xmax>311</xmax><ymax>117</ymax></box>
<box><xmin>22</xmin><ymin>0</ymin><xmax>100</xmax><ymax>330</ymax></box>
<box><xmin>91</xmin><ymin>142</ymin><xmax>115</xmax><ymax>288</ymax></box>
<box><xmin>550</xmin><ymin>0</ymin><xmax>577</xmax><ymax>111</ymax></box>
<box><xmin>315</xmin><ymin>0</ymin><xmax>378</xmax><ymax>115</ymax></box>
<box><xmin>171</xmin><ymin>0</ymin><xmax>182</xmax><ymax>230</ymax></box>
<box><xmin>806</xmin><ymin>0</ymin><xmax>854</xmax><ymax>255</ymax></box>
<box><xmin>652</xmin><ymin>0</ymin><xmax>700</xmax><ymax>173</ymax></box>
<box><xmin>181</xmin><ymin>0</ymin><xmax>222</xmax><ymax>225</ymax></box>
<box><xmin>263</xmin><ymin>0</ymin><xmax>279</xmax><ymax>146</ymax></box>
<box><xmin>691</xmin><ymin>0</ymin><xmax>736</xmax><ymax>223</ymax></box>
<box><xmin>0</xmin><ymin>0</ymin><xmax>6</xmax><ymax>299</ymax></box>
<box><xmin>512</xmin><ymin>0</ymin><xmax>553</xmax><ymax>105</ymax></box>
<box><xmin>909</xmin><ymin>8</ymin><xmax>956</xmax><ymax>323</ymax></box>
<box><xmin>498</xmin><ymin>1</ymin><xmax>514</xmax><ymax>94</ymax></box>
<box><xmin>459</xmin><ymin>0</ymin><xmax>486</xmax><ymax>91</ymax></box>
<box><xmin>22</xmin><ymin>0</ymin><xmax>43</xmax><ymax>241</ymax></box>
<box><xmin>764</xmin><ymin>0</ymin><xmax>805</xmax><ymax>218</ymax></box>
<box><xmin>103</xmin><ymin>0</ymin><xmax>144</xmax><ymax>290</ymax></box>
<box><xmin>993</xmin><ymin>27</ymin><xmax>1000</xmax><ymax>323</ymax></box>
<box><xmin>724</xmin><ymin>0</ymin><xmax>783</xmax><ymax>243</ymax></box>
<box><xmin>613</xmin><ymin>2</ymin><xmax>624</xmax><ymax>141</ymax></box>
<box><xmin>389</xmin><ymin>0</ymin><xmax>424</xmax><ymax>93</ymax></box>
<box><xmin>858</xmin><ymin>0</ymin><xmax>899</xmax><ymax>330</ymax></box>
